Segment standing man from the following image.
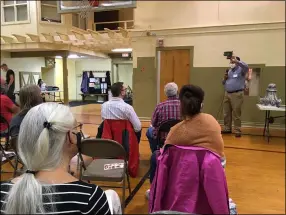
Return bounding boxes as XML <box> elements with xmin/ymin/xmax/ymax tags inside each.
<box><xmin>222</xmin><ymin>56</ymin><xmax>249</xmax><ymax>137</ymax></box>
<box><xmin>1</xmin><ymin>64</ymin><xmax>15</xmax><ymax>103</ymax></box>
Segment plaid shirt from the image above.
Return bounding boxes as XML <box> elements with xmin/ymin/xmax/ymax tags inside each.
<box><xmin>151</xmin><ymin>96</ymin><xmax>181</xmax><ymax>138</ymax></box>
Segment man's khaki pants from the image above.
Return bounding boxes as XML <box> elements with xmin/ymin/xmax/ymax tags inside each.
<box><xmin>223</xmin><ymin>91</ymin><xmax>244</xmax><ymax>133</ymax></box>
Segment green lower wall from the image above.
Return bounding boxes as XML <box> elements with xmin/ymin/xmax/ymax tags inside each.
<box><xmin>133</xmin><ymin>57</ymin><xmax>285</xmax><ymax>127</ymax></box>
<box><xmin>133</xmin><ymin>57</ymin><xmax>157</xmax><ymax>117</ymax></box>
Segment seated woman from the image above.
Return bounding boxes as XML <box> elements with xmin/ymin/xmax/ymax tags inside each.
<box><xmin>149</xmin><ymin>85</ymin><xmax>225</xmax><ymax>183</ymax></box>
<box><xmin>165</xmin><ymin>84</ymin><xmax>225</xmax><ymax>158</ymax></box>
<box><xmin>10</xmin><ymin>84</ymin><xmax>43</xmax><ymax>137</ymax></box>
<box><xmin>37</xmin><ymin>79</ymin><xmax>46</xmax><ymax>91</ymax></box>
<box><xmin>147</xmin><ymin>85</ymin><xmax>226</xmax><ymax>198</ymax></box>
<box><xmin>37</xmin><ymin>79</ymin><xmax>46</xmax><ymax>102</ymax></box>
<box><xmin>0</xmin><ymin>103</ymin><xmax>119</xmax><ymax>214</ymax></box>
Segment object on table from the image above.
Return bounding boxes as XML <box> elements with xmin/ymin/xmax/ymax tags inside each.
<box><xmin>259</xmin><ymin>83</ymin><xmax>282</xmax><ymax>107</ymax></box>
<box><xmin>45</xmin><ymin>86</ymin><xmax>59</xmax><ymax>91</ymax></box>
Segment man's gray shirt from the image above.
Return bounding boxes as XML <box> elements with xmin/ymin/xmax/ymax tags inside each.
<box><xmin>223</xmin><ymin>61</ymin><xmax>249</xmax><ymax>93</ymax></box>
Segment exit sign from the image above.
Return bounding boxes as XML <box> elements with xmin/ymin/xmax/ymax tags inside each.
<box><xmin>122</xmin><ymin>53</ymin><xmax>129</xmax><ymax>57</ymax></box>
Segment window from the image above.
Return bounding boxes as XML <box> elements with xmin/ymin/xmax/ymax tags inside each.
<box><xmin>72</xmin><ymin>14</ymin><xmax>87</xmax><ymax>30</ymax></box>
<box><xmin>41</xmin><ymin>0</ymin><xmax>61</xmax><ymax>23</ymax></box>
<box><xmin>1</xmin><ymin>0</ymin><xmax>29</xmax><ymax>24</ymax></box>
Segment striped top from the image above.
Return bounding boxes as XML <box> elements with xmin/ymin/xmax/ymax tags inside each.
<box><xmin>0</xmin><ymin>180</ymin><xmax>111</xmax><ymax>215</ymax></box>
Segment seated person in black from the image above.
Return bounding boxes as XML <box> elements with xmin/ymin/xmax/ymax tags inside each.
<box><xmin>1</xmin><ymin>103</ymin><xmax>118</xmax><ymax>214</ymax></box>
<box><xmin>10</xmin><ymin>84</ymin><xmax>43</xmax><ymax>137</ymax></box>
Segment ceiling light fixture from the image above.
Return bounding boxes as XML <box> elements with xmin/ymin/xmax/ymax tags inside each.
<box><xmin>68</xmin><ymin>54</ymin><xmax>81</xmax><ymax>59</ymax></box>
<box><xmin>111</xmin><ymin>48</ymin><xmax>132</xmax><ymax>53</ymax></box>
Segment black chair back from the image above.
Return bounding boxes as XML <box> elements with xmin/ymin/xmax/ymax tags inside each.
<box><xmin>157</xmin><ymin>119</ymin><xmax>181</xmax><ymax>148</ymax></box>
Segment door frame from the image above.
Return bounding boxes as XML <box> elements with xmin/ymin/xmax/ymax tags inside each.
<box><xmin>156</xmin><ymin>46</ymin><xmax>194</xmax><ymax>104</ymax></box>
<box><xmin>111</xmin><ymin>60</ymin><xmax>133</xmax><ymax>86</ymax></box>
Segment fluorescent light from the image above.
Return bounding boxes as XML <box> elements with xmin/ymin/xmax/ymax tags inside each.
<box><xmin>55</xmin><ymin>55</ymin><xmax>82</xmax><ymax>59</ymax></box>
<box><xmin>111</xmin><ymin>48</ymin><xmax>132</xmax><ymax>53</ymax></box>
<box><xmin>68</xmin><ymin>54</ymin><xmax>81</xmax><ymax>59</ymax></box>
<box><xmin>101</xmin><ymin>3</ymin><xmax>113</xmax><ymax>6</ymax></box>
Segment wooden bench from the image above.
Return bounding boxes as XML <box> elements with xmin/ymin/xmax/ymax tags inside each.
<box><xmin>80</xmin><ymin>93</ymin><xmax>108</xmax><ymax>102</ymax></box>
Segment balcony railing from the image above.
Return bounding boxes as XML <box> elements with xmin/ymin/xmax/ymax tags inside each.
<box><xmin>93</xmin><ymin>20</ymin><xmax>134</xmax><ymax>32</ymax></box>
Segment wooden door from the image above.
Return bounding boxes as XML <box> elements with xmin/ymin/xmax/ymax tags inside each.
<box><xmin>173</xmin><ymin>49</ymin><xmax>190</xmax><ymax>94</ymax></box>
<box><xmin>159</xmin><ymin>49</ymin><xmax>190</xmax><ymax>102</ymax></box>
<box><xmin>160</xmin><ymin>50</ymin><xmax>174</xmax><ymax>102</ymax></box>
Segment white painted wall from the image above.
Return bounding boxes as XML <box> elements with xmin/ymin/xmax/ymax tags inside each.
<box><xmin>132</xmin><ymin>1</ymin><xmax>285</xmax><ymax>68</ymax></box>
<box><xmin>132</xmin><ymin>27</ymin><xmax>285</xmax><ymax>67</ymax></box>
<box><xmin>117</xmin><ymin>64</ymin><xmax>133</xmax><ymax>89</ymax></box>
<box><xmin>134</xmin><ymin>1</ymin><xmax>285</xmax><ymax>30</ymax></box>
<box><xmin>0</xmin><ymin>57</ymin><xmax>45</xmax><ymax>91</ymax></box>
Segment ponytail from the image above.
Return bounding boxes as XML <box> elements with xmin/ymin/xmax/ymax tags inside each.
<box><xmin>4</xmin><ymin>174</ymin><xmax>45</xmax><ymax>214</ymax></box>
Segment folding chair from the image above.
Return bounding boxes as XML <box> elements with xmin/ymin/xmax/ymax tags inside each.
<box><xmin>9</xmin><ymin>136</ymin><xmax>25</xmax><ymax>177</ymax></box>
<box><xmin>157</xmin><ymin>119</ymin><xmax>181</xmax><ymax>149</ymax></box>
<box><xmin>0</xmin><ymin>115</ymin><xmax>16</xmax><ymax>174</ymax></box>
<box><xmin>77</xmin><ymin>138</ymin><xmax>131</xmax><ymax>214</ymax></box>
<box><xmin>0</xmin><ymin>115</ymin><xmax>10</xmax><ymax>150</ymax></box>
<box><xmin>125</xmin><ymin>119</ymin><xmax>181</xmax><ymax>207</ymax></box>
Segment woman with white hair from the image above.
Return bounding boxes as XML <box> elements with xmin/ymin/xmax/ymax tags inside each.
<box><xmin>0</xmin><ymin>103</ymin><xmax>118</xmax><ymax>214</ymax></box>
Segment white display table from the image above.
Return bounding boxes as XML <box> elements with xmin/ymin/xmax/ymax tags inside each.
<box><xmin>256</xmin><ymin>104</ymin><xmax>285</xmax><ymax>143</ymax></box>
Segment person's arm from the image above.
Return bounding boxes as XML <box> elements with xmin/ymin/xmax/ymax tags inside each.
<box><xmin>222</xmin><ymin>69</ymin><xmax>228</xmax><ymax>85</ymax></box>
<box><xmin>7</xmin><ymin>73</ymin><xmax>14</xmax><ymax>89</ymax></box>
<box><xmin>101</xmin><ymin>104</ymin><xmax>106</xmax><ymax>121</ymax></box>
<box><xmin>11</xmin><ymin>104</ymin><xmax>19</xmax><ymax>114</ymax></box>
<box><xmin>232</xmin><ymin>57</ymin><xmax>249</xmax><ymax>75</ymax></box>
<box><xmin>5</xmin><ymin>96</ymin><xmax>19</xmax><ymax>114</ymax></box>
<box><xmin>151</xmin><ymin>106</ymin><xmax>159</xmax><ymax>127</ymax></box>
<box><xmin>127</xmin><ymin>106</ymin><xmax>142</xmax><ymax>132</ymax></box>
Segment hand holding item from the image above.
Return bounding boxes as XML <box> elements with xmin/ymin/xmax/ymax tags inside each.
<box><xmin>231</xmin><ymin>56</ymin><xmax>239</xmax><ymax>63</ymax></box>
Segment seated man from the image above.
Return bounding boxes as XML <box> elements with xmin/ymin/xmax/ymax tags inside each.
<box><xmin>99</xmin><ymin>82</ymin><xmax>142</xmax><ymax>142</ymax></box>
<box><xmin>146</xmin><ymin>82</ymin><xmax>181</xmax><ymax>152</ymax></box>
<box><xmin>0</xmin><ymin>78</ymin><xmax>19</xmax><ymax>132</ymax></box>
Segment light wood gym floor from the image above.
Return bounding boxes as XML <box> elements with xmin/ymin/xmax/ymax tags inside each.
<box><xmin>1</xmin><ymin>104</ymin><xmax>285</xmax><ymax>214</ymax></box>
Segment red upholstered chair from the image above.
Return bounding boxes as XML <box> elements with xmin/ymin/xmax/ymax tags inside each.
<box><xmin>102</xmin><ymin>120</ymin><xmax>139</xmax><ymax>178</ymax></box>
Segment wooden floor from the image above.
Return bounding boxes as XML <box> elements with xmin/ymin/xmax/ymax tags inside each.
<box><xmin>1</xmin><ymin>104</ymin><xmax>285</xmax><ymax>214</ymax></box>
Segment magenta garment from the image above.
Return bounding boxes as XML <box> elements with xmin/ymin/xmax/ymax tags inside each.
<box><xmin>149</xmin><ymin>145</ymin><xmax>230</xmax><ymax>214</ymax></box>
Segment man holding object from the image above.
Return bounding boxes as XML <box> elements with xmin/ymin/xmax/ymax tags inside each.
<box><xmin>222</xmin><ymin>56</ymin><xmax>249</xmax><ymax>137</ymax></box>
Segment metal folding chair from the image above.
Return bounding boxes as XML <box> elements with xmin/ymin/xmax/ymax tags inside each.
<box><xmin>77</xmin><ymin>138</ymin><xmax>131</xmax><ymax>214</ymax></box>
<box><xmin>125</xmin><ymin>119</ymin><xmax>181</xmax><ymax>207</ymax></box>
<box><xmin>9</xmin><ymin>136</ymin><xmax>25</xmax><ymax>177</ymax></box>
<box><xmin>0</xmin><ymin>115</ymin><xmax>10</xmax><ymax>150</ymax></box>
<box><xmin>157</xmin><ymin>119</ymin><xmax>181</xmax><ymax>149</ymax></box>
<box><xmin>0</xmin><ymin>115</ymin><xmax>16</xmax><ymax>174</ymax></box>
